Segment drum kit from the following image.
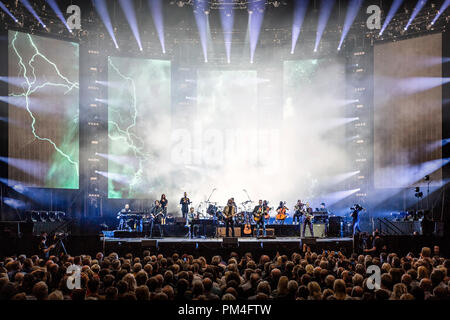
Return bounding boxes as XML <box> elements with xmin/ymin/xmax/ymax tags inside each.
<box><xmin>196</xmin><ymin>199</ymin><xmax>254</xmax><ymax>225</ymax></box>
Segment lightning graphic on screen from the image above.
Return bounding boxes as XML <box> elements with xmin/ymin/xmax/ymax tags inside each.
<box><xmin>9</xmin><ymin>31</ymin><xmax>79</xmax><ymax>176</ymax></box>
<box><xmin>108</xmin><ymin>57</ymin><xmax>150</xmax><ymax>196</ymax></box>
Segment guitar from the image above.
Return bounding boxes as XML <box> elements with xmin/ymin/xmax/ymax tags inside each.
<box><xmin>243</xmin><ymin>215</ymin><xmax>252</xmax><ymax>235</ymax></box>
<box><xmin>223</xmin><ymin>206</ymin><xmax>237</xmax><ymax>221</ymax></box>
<box><xmin>304</xmin><ymin>208</ymin><xmax>314</xmax><ymax>222</ymax></box>
<box><xmin>254</xmin><ymin>206</ymin><xmax>271</xmax><ymax>222</ymax></box>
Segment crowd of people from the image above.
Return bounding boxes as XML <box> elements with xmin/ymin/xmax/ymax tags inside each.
<box><xmin>0</xmin><ymin>244</ymin><xmax>448</xmax><ymax>301</ymax></box>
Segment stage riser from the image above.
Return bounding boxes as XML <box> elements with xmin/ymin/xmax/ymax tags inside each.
<box><xmin>112</xmin><ymin>224</ymin><xmax>328</xmax><ymax>238</ymax></box>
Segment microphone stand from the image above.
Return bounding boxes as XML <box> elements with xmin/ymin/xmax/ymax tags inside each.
<box><xmin>207</xmin><ymin>188</ymin><xmax>217</xmax><ymax>229</ymax></box>
<box><xmin>206</xmin><ymin>188</ymin><xmax>216</xmax><ymax>203</ymax></box>
<box><xmin>243</xmin><ymin>189</ymin><xmax>253</xmax><ymax>220</ymax></box>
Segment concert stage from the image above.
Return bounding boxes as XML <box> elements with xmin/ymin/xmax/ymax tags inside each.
<box><xmin>100</xmin><ymin>235</ymin><xmax>354</xmax><ymax>258</ymax></box>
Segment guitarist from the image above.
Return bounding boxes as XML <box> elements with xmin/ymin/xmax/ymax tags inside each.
<box><xmin>223</xmin><ymin>199</ymin><xmax>236</xmax><ymax>237</ymax></box>
<box><xmin>302</xmin><ymin>207</ymin><xmax>314</xmax><ymax>237</ymax></box>
<box><xmin>253</xmin><ymin>200</ymin><xmax>267</xmax><ymax>237</ymax></box>
<box><xmin>293</xmin><ymin>200</ymin><xmax>304</xmax><ymax>225</ymax></box>
<box><xmin>150</xmin><ymin>200</ymin><xmax>164</xmax><ymax>238</ymax></box>
<box><xmin>276</xmin><ymin>201</ymin><xmax>289</xmax><ymax>225</ymax></box>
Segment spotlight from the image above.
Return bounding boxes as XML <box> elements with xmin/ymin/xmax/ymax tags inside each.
<box><xmin>56</xmin><ymin>211</ymin><xmax>66</xmax><ymax>221</ymax></box>
<box><xmin>39</xmin><ymin>211</ymin><xmax>49</xmax><ymax>222</ymax></box>
<box><xmin>48</xmin><ymin>211</ymin><xmax>57</xmax><ymax>222</ymax></box>
<box><xmin>26</xmin><ymin>211</ymin><xmax>40</xmax><ymax>223</ymax></box>
<box><xmin>414</xmin><ymin>187</ymin><xmax>423</xmax><ymax>198</ymax></box>
<box><xmin>424</xmin><ymin>175</ymin><xmax>430</xmax><ymax>181</ymax></box>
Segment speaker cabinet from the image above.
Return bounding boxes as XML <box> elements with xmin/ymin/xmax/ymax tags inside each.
<box><xmin>303</xmin><ymin>224</ymin><xmax>326</xmax><ymax>238</ymax></box>
<box><xmin>222</xmin><ymin>237</ymin><xmax>239</xmax><ymax>245</ymax></box>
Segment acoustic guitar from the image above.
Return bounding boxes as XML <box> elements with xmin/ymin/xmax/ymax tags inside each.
<box><xmin>254</xmin><ymin>207</ymin><xmax>271</xmax><ymax>222</ymax></box>
<box><xmin>243</xmin><ymin>215</ymin><xmax>252</xmax><ymax>235</ymax></box>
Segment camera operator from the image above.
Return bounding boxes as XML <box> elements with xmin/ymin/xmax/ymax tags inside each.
<box><xmin>38</xmin><ymin>232</ymin><xmax>55</xmax><ymax>260</ymax></box>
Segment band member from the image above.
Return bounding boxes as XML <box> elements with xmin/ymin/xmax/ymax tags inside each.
<box><xmin>160</xmin><ymin>194</ymin><xmax>168</xmax><ymax>215</ymax></box>
<box><xmin>180</xmin><ymin>192</ymin><xmax>191</xmax><ymax>219</ymax></box>
<box><xmin>318</xmin><ymin>202</ymin><xmax>329</xmax><ymax>235</ymax></box>
<box><xmin>319</xmin><ymin>202</ymin><xmax>329</xmax><ymax>213</ymax></box>
<box><xmin>276</xmin><ymin>201</ymin><xmax>289</xmax><ymax>225</ymax></box>
<box><xmin>293</xmin><ymin>200</ymin><xmax>304</xmax><ymax>225</ymax></box>
<box><xmin>351</xmin><ymin>204</ymin><xmax>364</xmax><ymax>235</ymax></box>
<box><xmin>150</xmin><ymin>200</ymin><xmax>164</xmax><ymax>238</ymax></box>
<box><xmin>223</xmin><ymin>199</ymin><xmax>236</xmax><ymax>237</ymax></box>
<box><xmin>187</xmin><ymin>207</ymin><xmax>199</xmax><ymax>238</ymax></box>
<box><xmin>117</xmin><ymin>204</ymin><xmax>132</xmax><ymax>231</ymax></box>
<box><xmin>253</xmin><ymin>200</ymin><xmax>266</xmax><ymax>237</ymax></box>
<box><xmin>302</xmin><ymin>207</ymin><xmax>314</xmax><ymax>237</ymax></box>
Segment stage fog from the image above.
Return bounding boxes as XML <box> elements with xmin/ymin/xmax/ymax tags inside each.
<box><xmin>105</xmin><ymin>51</ymin><xmax>350</xmax><ymax>213</ymax></box>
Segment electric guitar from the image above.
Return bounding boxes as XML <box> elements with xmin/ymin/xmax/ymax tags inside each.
<box><xmin>304</xmin><ymin>208</ymin><xmax>314</xmax><ymax>222</ymax></box>
<box><xmin>223</xmin><ymin>206</ymin><xmax>237</xmax><ymax>221</ymax></box>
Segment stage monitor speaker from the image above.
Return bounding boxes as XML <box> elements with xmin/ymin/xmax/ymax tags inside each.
<box><xmin>142</xmin><ymin>240</ymin><xmax>158</xmax><ymax>248</ymax></box>
<box><xmin>222</xmin><ymin>237</ymin><xmax>238</xmax><ymax>246</ymax></box>
<box><xmin>217</xmin><ymin>227</ymin><xmax>241</xmax><ymax>237</ymax></box>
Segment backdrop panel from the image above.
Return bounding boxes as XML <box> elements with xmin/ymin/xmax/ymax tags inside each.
<box><xmin>8</xmin><ymin>31</ymin><xmax>79</xmax><ymax>189</ymax></box>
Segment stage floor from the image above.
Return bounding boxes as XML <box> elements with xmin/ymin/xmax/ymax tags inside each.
<box><xmin>102</xmin><ymin>236</ymin><xmax>352</xmax><ymax>244</ymax></box>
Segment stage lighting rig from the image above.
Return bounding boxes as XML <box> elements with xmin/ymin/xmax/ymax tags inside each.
<box><xmin>414</xmin><ymin>187</ymin><xmax>423</xmax><ymax>199</ymax></box>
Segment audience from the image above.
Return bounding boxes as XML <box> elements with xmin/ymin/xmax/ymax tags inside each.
<box><xmin>0</xmin><ymin>246</ymin><xmax>448</xmax><ymax>300</ymax></box>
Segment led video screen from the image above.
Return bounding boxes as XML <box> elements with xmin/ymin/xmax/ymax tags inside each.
<box><xmin>107</xmin><ymin>56</ymin><xmax>171</xmax><ymax>199</ymax></box>
<box><xmin>374</xmin><ymin>33</ymin><xmax>443</xmax><ymax>189</ymax></box>
<box><xmin>8</xmin><ymin>31</ymin><xmax>79</xmax><ymax>189</ymax></box>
